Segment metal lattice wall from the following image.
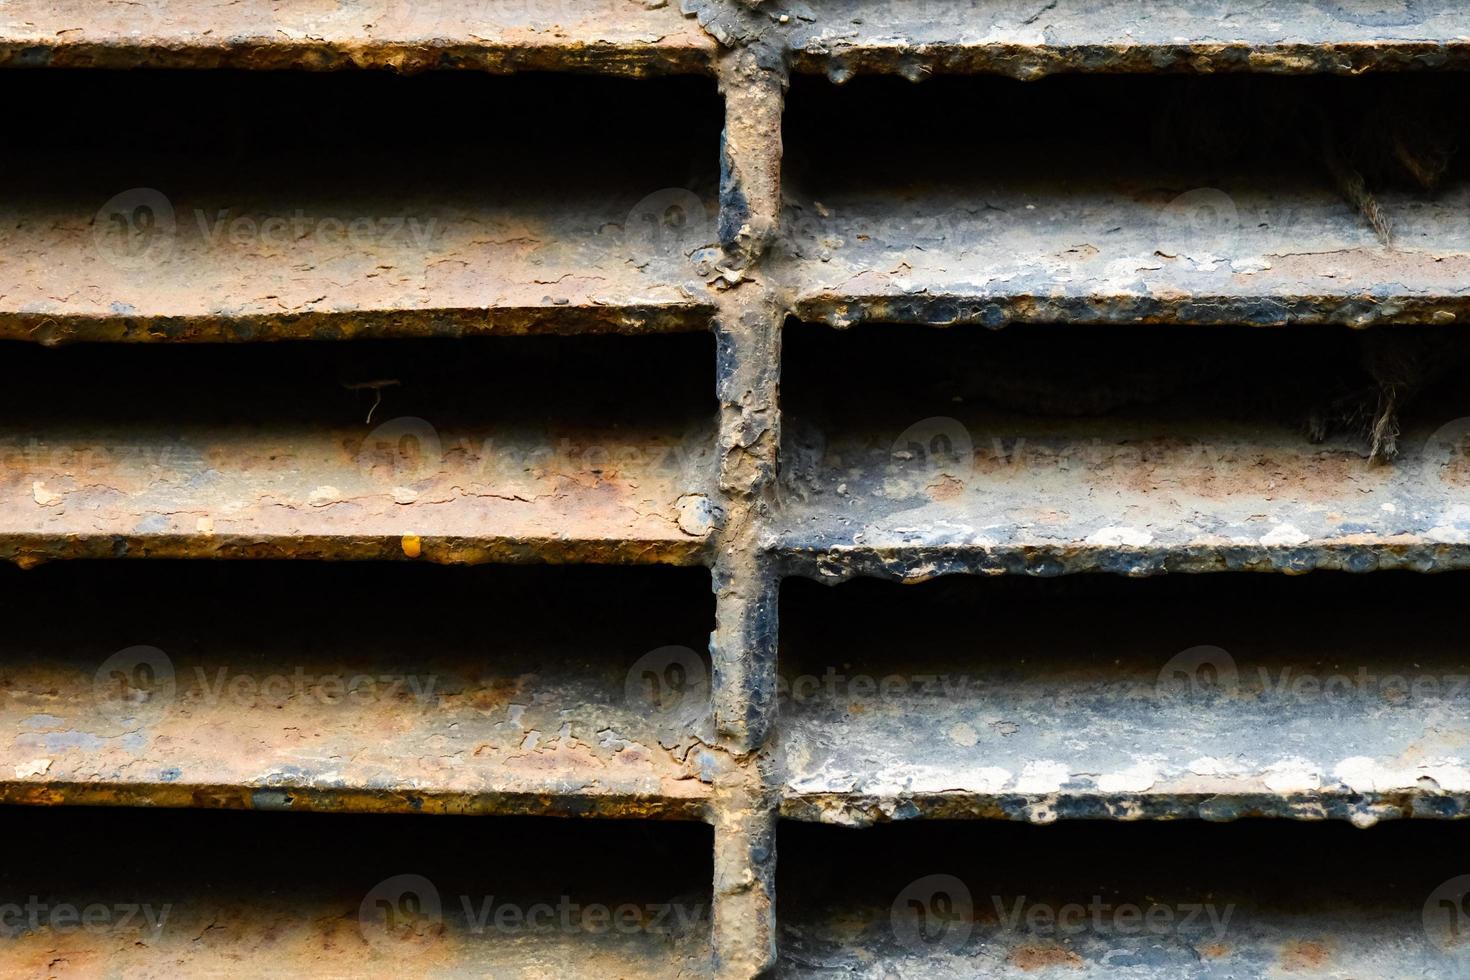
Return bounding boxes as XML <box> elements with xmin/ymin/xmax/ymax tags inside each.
<box><xmin>3</xmin><ymin>1</ymin><xmax>1470</xmax><ymax>977</ymax></box>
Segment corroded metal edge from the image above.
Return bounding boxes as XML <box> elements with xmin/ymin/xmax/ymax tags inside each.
<box><xmin>54</xmin><ymin>14</ymin><xmax>1459</xmax><ymax>90</ymax></box>
<box><xmin>795</xmin><ymin>293</ymin><xmax>1470</xmax><ymax>330</ymax></box>
<box><xmin>20</xmin><ymin>5</ymin><xmax>1470</xmax><ymax>978</ymax></box>
<box><xmin>0</xmin><ymin>779</ymin><xmax>712</xmax><ymax>820</ymax></box>
<box><xmin>774</xmin><ymin>540</ymin><xmax>1470</xmax><ymax>583</ymax></box>
<box><xmin>704</xmin><ymin>42</ymin><xmax>787</xmax><ymax>977</ymax></box>
<box><xmin>789</xmin><ymin>41</ymin><xmax>1470</xmax><ymax>79</ymax></box>
<box><xmin>0</xmin><ymin>40</ymin><xmax>714</xmax><ymax>77</ymax></box>
<box><xmin>2</xmin><ymin>305</ymin><xmax>719</xmax><ymax>345</ymax></box>
<box><xmin>0</xmin><ymin>533</ymin><xmax>712</xmax><ymax>569</ymax></box>
<box><xmin>781</xmin><ymin>789</ymin><xmax>1470</xmax><ymax>826</ymax></box>
<box><xmin>713</xmin><ymin>787</ymin><xmax>778</xmax><ymax>977</ymax></box>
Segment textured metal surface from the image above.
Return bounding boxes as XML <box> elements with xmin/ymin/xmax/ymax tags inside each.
<box><xmin>0</xmin><ymin>337</ymin><xmax>718</xmax><ymax>568</ymax></box>
<box><xmin>779</xmin><ymin>72</ymin><xmax>1470</xmax><ymax>330</ymax></box>
<box><xmin>778</xmin><ymin>821</ymin><xmax>1470</xmax><ymax>977</ymax></box>
<box><xmin>0</xmin><ymin>70</ymin><xmax>720</xmax><ymax>344</ymax></box>
<box><xmin>0</xmin><ymin>563</ymin><xmax>715</xmax><ymax>819</ymax></box>
<box><xmin>0</xmin><ymin>0</ymin><xmax>715</xmax><ymax>75</ymax></box>
<box><xmin>786</xmin><ymin>0</ymin><xmax>1470</xmax><ymax>77</ymax></box>
<box><xmin>777</xmin><ymin>410</ymin><xmax>1470</xmax><ymax>578</ymax></box>
<box><xmin>0</xmin><ymin>807</ymin><xmax>714</xmax><ymax>978</ymax></box>
<box><xmin>776</xmin><ymin>322</ymin><xmax>1470</xmax><ymax>580</ymax></box>
<box><xmin>779</xmin><ymin>574</ymin><xmax>1470</xmax><ymax>826</ymax></box>
<box><xmin>785</xmin><ymin>182</ymin><xmax>1470</xmax><ymax>329</ymax></box>
<box><xmin>6</xmin><ymin>2</ymin><xmax>1470</xmax><ymax>978</ymax></box>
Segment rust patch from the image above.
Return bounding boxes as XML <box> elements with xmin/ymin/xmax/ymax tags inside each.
<box><xmin>1010</xmin><ymin>943</ymin><xmax>1085</xmax><ymax>970</ymax></box>
<box><xmin>1280</xmin><ymin>939</ymin><xmax>1332</xmax><ymax>970</ymax></box>
<box><xmin>0</xmin><ymin>0</ymin><xmax>716</xmax><ymax>76</ymax></box>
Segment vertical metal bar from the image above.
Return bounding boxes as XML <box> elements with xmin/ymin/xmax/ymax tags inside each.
<box><xmin>717</xmin><ymin>45</ymin><xmax>787</xmax><ymax>268</ymax></box>
<box><xmin>713</xmin><ymin>785</ymin><xmax>779</xmax><ymax>979</ymax></box>
<box><xmin>706</xmin><ymin>35</ymin><xmax>789</xmax><ymax>977</ymax></box>
<box><xmin>712</xmin><ymin>552</ymin><xmax>780</xmax><ymax>753</ymax></box>
<box><xmin>708</xmin><ymin>42</ymin><xmax>787</xmax><ymax>754</ymax></box>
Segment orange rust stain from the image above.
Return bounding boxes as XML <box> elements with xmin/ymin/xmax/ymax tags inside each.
<box><xmin>1199</xmin><ymin>942</ymin><xmax>1230</xmax><ymax>959</ymax></box>
<box><xmin>928</xmin><ymin>474</ymin><xmax>964</xmax><ymax>501</ymax></box>
<box><xmin>1114</xmin><ymin>443</ymin><xmax>1378</xmax><ymax>502</ymax></box>
<box><xmin>1010</xmin><ymin>943</ymin><xmax>1084</xmax><ymax>970</ymax></box>
<box><xmin>1279</xmin><ymin>939</ymin><xmax>1331</xmax><ymax>971</ymax></box>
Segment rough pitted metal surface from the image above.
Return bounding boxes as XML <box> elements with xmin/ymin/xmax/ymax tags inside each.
<box><xmin>0</xmin><ymin>0</ymin><xmax>717</xmax><ymax>74</ymax></box>
<box><xmin>4</xmin><ymin>0</ymin><xmax>1470</xmax><ymax>977</ymax></box>
<box><xmin>786</xmin><ymin>0</ymin><xmax>1470</xmax><ymax>76</ymax></box>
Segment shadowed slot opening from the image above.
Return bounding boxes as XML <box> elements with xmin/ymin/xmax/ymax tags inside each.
<box><xmin>0</xmin><ymin>333</ymin><xmax>716</xmax><ymax>422</ymax></box>
<box><xmin>783</xmin><ymin>72</ymin><xmax>1470</xmax><ymax>250</ymax></box>
<box><xmin>0</xmin><ymin>806</ymin><xmax>713</xmax><ymax>974</ymax></box>
<box><xmin>0</xmin><ymin>332</ymin><xmax>720</xmax><ymax>551</ymax></box>
<box><xmin>0</xmin><ymin>561</ymin><xmax>715</xmax><ymax>813</ymax></box>
<box><xmin>777</xmin><ymin>819</ymin><xmax>1470</xmax><ymax>977</ymax></box>
<box><xmin>778</xmin><ymin>571</ymin><xmax>1470</xmax><ymax>820</ymax></box>
<box><xmin>0</xmin><ymin>70</ymin><xmax>723</xmax><ymax>337</ymax></box>
<box><xmin>780</xmin><ymin>320</ymin><xmax>1470</xmax><ymax>498</ymax></box>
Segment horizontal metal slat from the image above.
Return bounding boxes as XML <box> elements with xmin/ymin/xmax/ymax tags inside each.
<box><xmin>784</xmin><ymin>185</ymin><xmax>1470</xmax><ymax>329</ymax></box>
<box><xmin>0</xmin><ymin>807</ymin><xmax>715</xmax><ymax>977</ymax></box>
<box><xmin>778</xmin><ymin>574</ymin><xmax>1470</xmax><ymax>826</ymax></box>
<box><xmin>3</xmin><ymin>70</ymin><xmax>722</xmax><ymax>343</ymax></box>
<box><xmin>779</xmin><ymin>71</ymin><xmax>1470</xmax><ymax>329</ymax></box>
<box><xmin>1</xmin><ymin>336</ymin><xmax>719</xmax><ymax>568</ymax></box>
<box><xmin>0</xmin><ymin>0</ymin><xmax>715</xmax><ymax>75</ymax></box>
<box><xmin>775</xmin><ymin>322</ymin><xmax>1470</xmax><ymax>578</ymax></box>
<box><xmin>779</xmin><ymin>820</ymin><xmax>1470</xmax><ymax>977</ymax></box>
<box><xmin>0</xmin><ymin>562</ymin><xmax>716</xmax><ymax>819</ymax></box>
<box><xmin>787</xmin><ymin>0</ymin><xmax>1470</xmax><ymax>77</ymax></box>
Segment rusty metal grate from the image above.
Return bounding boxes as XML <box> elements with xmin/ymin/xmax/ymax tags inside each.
<box><xmin>3</xmin><ymin>1</ymin><xmax>1470</xmax><ymax>977</ymax></box>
